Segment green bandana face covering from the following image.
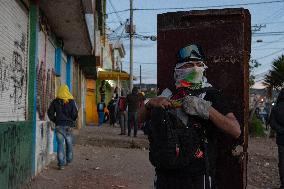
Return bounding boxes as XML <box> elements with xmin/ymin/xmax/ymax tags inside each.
<box><xmin>174</xmin><ymin>66</ymin><xmax>205</xmax><ymax>84</ymax></box>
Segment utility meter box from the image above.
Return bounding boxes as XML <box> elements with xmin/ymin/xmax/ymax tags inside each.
<box><xmin>157</xmin><ymin>8</ymin><xmax>251</xmax><ymax>189</ymax></box>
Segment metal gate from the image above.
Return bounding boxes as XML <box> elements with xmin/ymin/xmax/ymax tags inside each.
<box><xmin>0</xmin><ymin>0</ymin><xmax>28</xmax><ymax>122</ymax></box>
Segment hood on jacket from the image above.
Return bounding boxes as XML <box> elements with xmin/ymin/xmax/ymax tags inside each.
<box><xmin>56</xmin><ymin>84</ymin><xmax>74</xmax><ymax>103</ymax></box>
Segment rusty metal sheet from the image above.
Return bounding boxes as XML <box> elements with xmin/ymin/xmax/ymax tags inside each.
<box><xmin>157</xmin><ymin>8</ymin><xmax>251</xmax><ymax>189</ymax></box>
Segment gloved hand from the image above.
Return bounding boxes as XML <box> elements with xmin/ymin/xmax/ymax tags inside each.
<box><xmin>182</xmin><ymin>95</ymin><xmax>212</xmax><ymax>119</ymax></box>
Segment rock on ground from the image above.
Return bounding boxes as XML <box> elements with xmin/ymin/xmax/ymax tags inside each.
<box><xmin>23</xmin><ymin>126</ymin><xmax>281</xmax><ymax>189</ymax></box>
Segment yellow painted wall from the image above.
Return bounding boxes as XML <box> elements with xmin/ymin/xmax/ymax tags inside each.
<box><xmin>86</xmin><ymin>80</ymin><xmax>98</xmax><ymax>125</ymax></box>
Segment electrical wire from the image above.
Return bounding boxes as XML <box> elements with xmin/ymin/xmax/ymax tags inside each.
<box><xmin>255</xmin><ymin>20</ymin><xmax>284</xmax><ymax>25</ymax></box>
<box><xmin>124</xmin><ymin>60</ymin><xmax>156</xmax><ymax>64</ymax></box>
<box><xmin>108</xmin><ymin>0</ymin><xmax>124</xmax><ymax>24</ymax></box>
<box><xmin>253</xmin><ymin>36</ymin><xmax>284</xmax><ymax>48</ymax></box>
<box><xmin>255</xmin><ymin>48</ymin><xmax>284</xmax><ymax>60</ymax></box>
<box><xmin>255</xmin><ymin>78</ymin><xmax>265</xmax><ymax>83</ymax></box>
<box><xmin>261</xmin><ymin>4</ymin><xmax>284</xmax><ymax>23</ymax></box>
<box><xmin>107</xmin><ymin>0</ymin><xmax>284</xmax><ymax>15</ymax></box>
<box><xmin>253</xmin><ymin>48</ymin><xmax>284</xmax><ymax>50</ymax></box>
<box><xmin>253</xmin><ymin>31</ymin><xmax>284</xmax><ymax>36</ymax></box>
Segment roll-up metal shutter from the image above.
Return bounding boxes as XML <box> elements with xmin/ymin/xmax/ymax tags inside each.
<box><xmin>61</xmin><ymin>53</ymin><xmax>67</xmax><ymax>84</ymax></box>
<box><xmin>0</xmin><ymin>1</ymin><xmax>28</xmax><ymax>122</ymax></box>
<box><xmin>46</xmin><ymin>39</ymin><xmax>56</xmax><ymax>107</ymax></box>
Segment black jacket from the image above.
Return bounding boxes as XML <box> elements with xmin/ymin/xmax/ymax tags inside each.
<box><xmin>270</xmin><ymin>89</ymin><xmax>284</xmax><ymax>145</ymax></box>
<box><xmin>48</xmin><ymin>99</ymin><xmax>78</xmax><ymax>126</ymax></box>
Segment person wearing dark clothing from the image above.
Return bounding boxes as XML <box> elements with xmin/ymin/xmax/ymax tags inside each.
<box><xmin>270</xmin><ymin>88</ymin><xmax>284</xmax><ymax>189</ymax></box>
<box><xmin>97</xmin><ymin>101</ymin><xmax>106</xmax><ymax>127</ymax></box>
<box><xmin>117</xmin><ymin>94</ymin><xmax>128</xmax><ymax>135</ymax></box>
<box><xmin>139</xmin><ymin>44</ymin><xmax>241</xmax><ymax>189</ymax></box>
<box><xmin>99</xmin><ymin>80</ymin><xmax>106</xmax><ymax>102</ymax></box>
<box><xmin>107</xmin><ymin>96</ymin><xmax>117</xmax><ymax>127</ymax></box>
<box><xmin>126</xmin><ymin>87</ymin><xmax>143</xmax><ymax>137</ymax></box>
<box><xmin>48</xmin><ymin>85</ymin><xmax>78</xmax><ymax>170</ymax></box>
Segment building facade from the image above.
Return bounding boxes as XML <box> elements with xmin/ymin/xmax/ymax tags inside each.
<box><xmin>0</xmin><ymin>0</ymin><xmax>99</xmax><ymax>188</ymax></box>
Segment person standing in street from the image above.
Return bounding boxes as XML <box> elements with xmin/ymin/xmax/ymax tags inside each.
<box><xmin>126</xmin><ymin>87</ymin><xmax>143</xmax><ymax>137</ymax></box>
<box><xmin>99</xmin><ymin>80</ymin><xmax>106</xmax><ymax>102</ymax></box>
<box><xmin>117</xmin><ymin>92</ymin><xmax>128</xmax><ymax>135</ymax></box>
<box><xmin>97</xmin><ymin>101</ymin><xmax>106</xmax><ymax>127</ymax></box>
<box><xmin>139</xmin><ymin>44</ymin><xmax>241</xmax><ymax>189</ymax></box>
<box><xmin>270</xmin><ymin>88</ymin><xmax>284</xmax><ymax>189</ymax></box>
<box><xmin>107</xmin><ymin>95</ymin><xmax>118</xmax><ymax>127</ymax></box>
<box><xmin>48</xmin><ymin>84</ymin><xmax>78</xmax><ymax>170</ymax></box>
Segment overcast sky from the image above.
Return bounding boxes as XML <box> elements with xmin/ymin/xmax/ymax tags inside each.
<box><xmin>106</xmin><ymin>0</ymin><xmax>284</xmax><ymax>88</ymax></box>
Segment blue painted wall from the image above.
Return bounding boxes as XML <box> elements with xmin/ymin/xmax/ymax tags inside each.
<box><xmin>55</xmin><ymin>48</ymin><xmax>62</xmax><ymax>76</ymax></box>
<box><xmin>66</xmin><ymin>55</ymin><xmax>72</xmax><ymax>91</ymax></box>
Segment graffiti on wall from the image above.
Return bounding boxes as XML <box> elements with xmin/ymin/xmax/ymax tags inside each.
<box><xmin>206</xmin><ymin>55</ymin><xmax>239</xmax><ymax>65</ymax></box>
<box><xmin>36</xmin><ymin>122</ymin><xmax>53</xmax><ymax>173</ymax></box>
<box><xmin>0</xmin><ymin>33</ymin><xmax>26</xmax><ymax>114</ymax></box>
<box><xmin>11</xmin><ymin>33</ymin><xmax>26</xmax><ymax>112</ymax></box>
<box><xmin>36</xmin><ymin>62</ymin><xmax>55</xmax><ymax>120</ymax></box>
<box><xmin>0</xmin><ymin>125</ymin><xmax>31</xmax><ymax>188</ymax></box>
<box><xmin>0</xmin><ymin>57</ymin><xmax>10</xmax><ymax>96</ymax></box>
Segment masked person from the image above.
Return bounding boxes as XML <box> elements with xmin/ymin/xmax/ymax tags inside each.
<box><xmin>139</xmin><ymin>44</ymin><xmax>241</xmax><ymax>189</ymax></box>
<box><xmin>48</xmin><ymin>85</ymin><xmax>78</xmax><ymax>170</ymax></box>
<box><xmin>270</xmin><ymin>88</ymin><xmax>284</xmax><ymax>189</ymax></box>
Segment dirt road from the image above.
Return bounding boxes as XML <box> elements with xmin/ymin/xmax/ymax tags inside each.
<box><xmin>24</xmin><ymin>126</ymin><xmax>281</xmax><ymax>189</ymax></box>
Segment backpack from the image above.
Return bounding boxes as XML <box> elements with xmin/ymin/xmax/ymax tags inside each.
<box><xmin>118</xmin><ymin>97</ymin><xmax>127</xmax><ymax>111</ymax></box>
<box><xmin>107</xmin><ymin>99</ymin><xmax>116</xmax><ymax>112</ymax></box>
<box><xmin>148</xmin><ymin>87</ymin><xmax>216</xmax><ymax>171</ymax></box>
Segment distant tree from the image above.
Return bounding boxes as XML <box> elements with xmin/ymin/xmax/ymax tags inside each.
<box><xmin>249</xmin><ymin>59</ymin><xmax>261</xmax><ymax>87</ymax></box>
<box><xmin>262</xmin><ymin>55</ymin><xmax>284</xmax><ymax>137</ymax></box>
<box><xmin>262</xmin><ymin>55</ymin><xmax>284</xmax><ymax>92</ymax></box>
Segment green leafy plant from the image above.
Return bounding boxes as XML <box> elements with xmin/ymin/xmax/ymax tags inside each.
<box><xmin>249</xmin><ymin>114</ymin><xmax>265</xmax><ymax>137</ymax></box>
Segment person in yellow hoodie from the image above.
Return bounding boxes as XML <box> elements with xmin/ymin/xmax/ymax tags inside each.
<box><xmin>48</xmin><ymin>85</ymin><xmax>78</xmax><ymax>170</ymax></box>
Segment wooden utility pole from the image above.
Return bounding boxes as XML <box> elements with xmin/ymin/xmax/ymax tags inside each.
<box><xmin>129</xmin><ymin>0</ymin><xmax>134</xmax><ymax>91</ymax></box>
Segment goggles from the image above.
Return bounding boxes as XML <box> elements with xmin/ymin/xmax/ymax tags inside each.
<box><xmin>175</xmin><ymin>61</ymin><xmax>208</xmax><ymax>69</ymax></box>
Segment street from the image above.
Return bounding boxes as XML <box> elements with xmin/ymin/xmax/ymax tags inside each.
<box><xmin>22</xmin><ymin>126</ymin><xmax>280</xmax><ymax>189</ymax></box>
<box><xmin>24</xmin><ymin>126</ymin><xmax>155</xmax><ymax>189</ymax></box>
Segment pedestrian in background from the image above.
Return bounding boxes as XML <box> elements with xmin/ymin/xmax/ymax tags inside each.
<box><xmin>117</xmin><ymin>91</ymin><xmax>128</xmax><ymax>135</ymax></box>
<box><xmin>107</xmin><ymin>95</ymin><xmax>118</xmax><ymax>127</ymax></box>
<box><xmin>270</xmin><ymin>88</ymin><xmax>284</xmax><ymax>189</ymax></box>
<box><xmin>99</xmin><ymin>80</ymin><xmax>106</xmax><ymax>102</ymax></box>
<box><xmin>97</xmin><ymin>101</ymin><xmax>106</xmax><ymax>127</ymax></box>
<box><xmin>48</xmin><ymin>84</ymin><xmax>78</xmax><ymax>170</ymax></box>
<box><xmin>126</xmin><ymin>87</ymin><xmax>143</xmax><ymax>137</ymax></box>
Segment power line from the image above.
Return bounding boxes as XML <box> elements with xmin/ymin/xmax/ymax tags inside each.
<box><xmin>261</xmin><ymin>4</ymin><xmax>284</xmax><ymax>23</ymax></box>
<box><xmin>255</xmin><ymin>48</ymin><xmax>284</xmax><ymax>60</ymax></box>
<box><xmin>107</xmin><ymin>0</ymin><xmax>284</xmax><ymax>14</ymax></box>
<box><xmin>108</xmin><ymin>0</ymin><xmax>123</xmax><ymax>24</ymax></box>
<box><xmin>124</xmin><ymin>61</ymin><xmax>156</xmax><ymax>64</ymax></box>
<box><xmin>253</xmin><ymin>36</ymin><xmax>284</xmax><ymax>48</ymax></box>
<box><xmin>253</xmin><ymin>47</ymin><xmax>284</xmax><ymax>50</ymax></box>
<box><xmin>255</xmin><ymin>20</ymin><xmax>284</xmax><ymax>25</ymax></box>
<box><xmin>254</xmin><ymin>71</ymin><xmax>269</xmax><ymax>78</ymax></box>
<box><xmin>255</xmin><ymin>78</ymin><xmax>265</xmax><ymax>83</ymax></box>
<box><xmin>253</xmin><ymin>31</ymin><xmax>284</xmax><ymax>36</ymax></box>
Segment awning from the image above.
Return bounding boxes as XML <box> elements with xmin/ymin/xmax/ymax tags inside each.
<box><xmin>97</xmin><ymin>70</ymin><xmax>135</xmax><ymax>80</ymax></box>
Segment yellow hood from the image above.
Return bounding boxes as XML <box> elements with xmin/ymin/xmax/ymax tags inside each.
<box><xmin>56</xmin><ymin>85</ymin><xmax>74</xmax><ymax>103</ymax></box>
